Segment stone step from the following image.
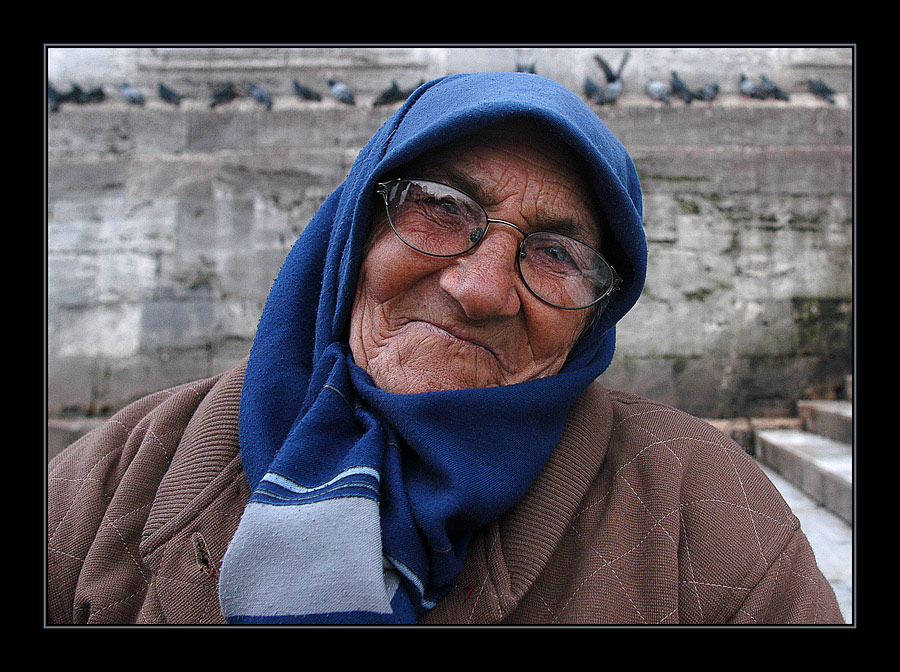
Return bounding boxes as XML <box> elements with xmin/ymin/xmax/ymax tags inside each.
<box><xmin>798</xmin><ymin>399</ymin><xmax>852</xmax><ymax>444</ymax></box>
<box><xmin>703</xmin><ymin>416</ymin><xmax>802</xmax><ymax>453</ymax></box>
<box><xmin>755</xmin><ymin>428</ymin><xmax>852</xmax><ymax>524</ymax></box>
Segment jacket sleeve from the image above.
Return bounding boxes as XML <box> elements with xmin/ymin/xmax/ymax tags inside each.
<box><xmin>728</xmin><ymin>524</ymin><xmax>845</xmax><ymax>624</ymax></box>
<box><xmin>47</xmin><ymin>377</ymin><xmax>219</xmax><ymax>624</ymax></box>
<box><xmin>47</xmin><ymin>397</ymin><xmax>158</xmax><ymax>624</ymax></box>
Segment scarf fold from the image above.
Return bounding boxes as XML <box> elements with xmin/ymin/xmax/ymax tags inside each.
<box><xmin>218</xmin><ymin>72</ymin><xmax>647</xmax><ymax>624</ymax></box>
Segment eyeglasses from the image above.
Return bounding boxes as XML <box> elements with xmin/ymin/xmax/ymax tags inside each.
<box><xmin>375</xmin><ymin>178</ymin><xmax>621</xmax><ymax>310</ymax></box>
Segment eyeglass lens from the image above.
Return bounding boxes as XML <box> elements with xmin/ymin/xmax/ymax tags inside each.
<box><xmin>381</xmin><ymin>179</ymin><xmax>615</xmax><ymax>309</ymax></box>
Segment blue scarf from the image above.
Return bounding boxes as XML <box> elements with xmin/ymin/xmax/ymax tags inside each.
<box><xmin>218</xmin><ymin>72</ymin><xmax>647</xmax><ymax>624</ymax></box>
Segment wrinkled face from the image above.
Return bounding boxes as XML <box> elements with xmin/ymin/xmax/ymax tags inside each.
<box><xmin>348</xmin><ymin>120</ymin><xmax>602</xmax><ymax>394</ymax></box>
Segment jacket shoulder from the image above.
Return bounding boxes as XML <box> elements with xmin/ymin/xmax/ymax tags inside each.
<box><xmin>603</xmin><ymin>388</ymin><xmax>799</xmax><ymax>541</ymax></box>
<box><xmin>599</xmin><ymin>389</ymin><xmax>840</xmax><ymax>622</ymax></box>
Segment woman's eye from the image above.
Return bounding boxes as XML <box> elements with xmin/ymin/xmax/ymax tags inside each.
<box><xmin>545</xmin><ymin>245</ymin><xmax>572</xmax><ymax>263</ymax></box>
<box><xmin>436</xmin><ymin>197</ymin><xmax>461</xmax><ymax>215</ymax></box>
<box><xmin>420</xmin><ymin>196</ymin><xmax>456</xmax><ymax>212</ymax></box>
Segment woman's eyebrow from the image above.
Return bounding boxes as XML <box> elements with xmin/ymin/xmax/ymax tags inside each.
<box><xmin>419</xmin><ymin>166</ymin><xmax>487</xmax><ymax>203</ymax></box>
<box><xmin>413</xmin><ymin>165</ymin><xmax>600</xmax><ymax>247</ymax></box>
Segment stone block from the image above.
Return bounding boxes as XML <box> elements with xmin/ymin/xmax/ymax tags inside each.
<box><xmin>47</xmin><ymin>355</ymin><xmax>105</xmax><ymax>416</ymax></box>
<box><xmin>632</xmin><ymin>145</ymin><xmax>851</xmax><ymax>196</ymax></box>
<box><xmin>138</xmin><ymin>297</ymin><xmax>216</xmax><ymax>351</ymax></box>
<box><xmin>47</xmin><ymin>157</ymin><xmax>128</xmax><ymax>200</ymax></box>
<box><xmin>600</xmin><ymin>99</ymin><xmax>851</xmax><ymax>148</ymax></box>
<box><xmin>798</xmin><ymin>400</ymin><xmax>853</xmax><ymax>444</ymax></box>
<box><xmin>50</xmin><ymin>303</ymin><xmax>143</xmax><ymax>359</ymax></box>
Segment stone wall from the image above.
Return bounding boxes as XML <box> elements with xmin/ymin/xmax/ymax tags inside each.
<box><xmin>47</xmin><ymin>46</ymin><xmax>853</xmax><ymax>434</ymax></box>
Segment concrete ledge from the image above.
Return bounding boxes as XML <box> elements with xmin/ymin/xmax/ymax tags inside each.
<box><xmin>798</xmin><ymin>399</ymin><xmax>852</xmax><ymax>444</ymax></box>
<box><xmin>755</xmin><ymin>428</ymin><xmax>852</xmax><ymax>524</ymax></box>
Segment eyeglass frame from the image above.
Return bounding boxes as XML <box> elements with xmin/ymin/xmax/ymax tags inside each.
<box><xmin>374</xmin><ymin>177</ymin><xmax>622</xmax><ymax>311</ymax></box>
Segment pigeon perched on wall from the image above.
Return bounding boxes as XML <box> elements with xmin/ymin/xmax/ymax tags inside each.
<box><xmin>670</xmin><ymin>71</ymin><xmax>694</xmax><ymax>104</ymax></box>
<box><xmin>759</xmin><ymin>74</ymin><xmax>789</xmax><ymax>101</ymax></box>
<box><xmin>739</xmin><ymin>74</ymin><xmax>767</xmax><ymax>99</ymax></box>
<box><xmin>327</xmin><ymin>78</ymin><xmax>355</xmax><ymax>106</ymax></box>
<box><xmin>59</xmin><ymin>83</ymin><xmax>85</xmax><ymax>104</ymax></box>
<box><xmin>49</xmin><ymin>82</ymin><xmax>104</xmax><ymax>111</ymax></box>
<box><xmin>373</xmin><ymin>80</ymin><xmax>404</xmax><ymax>106</ymax></box>
<box><xmin>693</xmin><ymin>82</ymin><xmax>720</xmax><ymax>102</ymax></box>
<box><xmin>293</xmin><ymin>79</ymin><xmax>322</xmax><ymax>101</ymax></box>
<box><xmin>583</xmin><ymin>75</ymin><xmax>602</xmax><ymax>102</ymax></box>
<box><xmin>515</xmin><ymin>50</ymin><xmax>537</xmax><ymax>74</ymax></box>
<box><xmin>81</xmin><ymin>86</ymin><xmax>105</xmax><ymax>103</ymax></box>
<box><xmin>593</xmin><ymin>51</ymin><xmax>629</xmax><ymax>105</ymax></box>
<box><xmin>48</xmin><ymin>84</ymin><xmax>61</xmax><ymax>112</ymax></box>
<box><xmin>47</xmin><ymin>83</ymin><xmax>106</xmax><ymax>112</ymax></box>
<box><xmin>249</xmin><ymin>82</ymin><xmax>273</xmax><ymax>110</ymax></box>
<box><xmin>400</xmin><ymin>79</ymin><xmax>424</xmax><ymax>98</ymax></box>
<box><xmin>119</xmin><ymin>83</ymin><xmax>145</xmax><ymax>106</ymax></box>
<box><xmin>645</xmin><ymin>79</ymin><xmax>671</xmax><ymax>105</ymax></box>
<box><xmin>210</xmin><ymin>82</ymin><xmax>238</xmax><ymax>108</ymax></box>
<box><xmin>807</xmin><ymin>78</ymin><xmax>836</xmax><ymax>104</ymax></box>
<box><xmin>158</xmin><ymin>82</ymin><xmax>182</xmax><ymax>106</ymax></box>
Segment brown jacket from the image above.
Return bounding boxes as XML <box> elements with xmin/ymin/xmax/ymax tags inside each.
<box><xmin>47</xmin><ymin>361</ymin><xmax>844</xmax><ymax>625</ymax></box>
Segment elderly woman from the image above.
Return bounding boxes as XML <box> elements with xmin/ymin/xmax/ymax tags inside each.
<box><xmin>47</xmin><ymin>72</ymin><xmax>843</xmax><ymax>625</ymax></box>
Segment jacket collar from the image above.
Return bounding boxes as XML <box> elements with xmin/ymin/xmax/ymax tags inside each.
<box><xmin>134</xmin><ymin>360</ymin><xmax>612</xmax><ymax>625</ymax></box>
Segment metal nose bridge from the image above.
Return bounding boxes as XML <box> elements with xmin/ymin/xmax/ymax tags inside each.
<box><xmin>486</xmin><ymin>218</ymin><xmax>527</xmax><ymax>238</ymax></box>
<box><xmin>478</xmin><ymin>217</ymin><xmax>528</xmax><ymax>258</ymax></box>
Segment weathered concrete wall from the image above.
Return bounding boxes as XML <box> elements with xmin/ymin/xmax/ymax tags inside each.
<box><xmin>47</xmin><ymin>46</ymin><xmax>853</xmax><ymax>429</ymax></box>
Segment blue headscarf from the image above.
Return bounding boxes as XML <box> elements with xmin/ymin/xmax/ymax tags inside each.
<box><xmin>218</xmin><ymin>72</ymin><xmax>647</xmax><ymax>623</ymax></box>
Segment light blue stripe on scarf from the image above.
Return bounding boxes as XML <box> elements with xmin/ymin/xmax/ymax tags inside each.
<box><xmin>218</xmin><ymin>72</ymin><xmax>647</xmax><ymax>624</ymax></box>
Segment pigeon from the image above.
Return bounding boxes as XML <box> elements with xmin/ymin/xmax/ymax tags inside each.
<box><xmin>399</xmin><ymin>79</ymin><xmax>424</xmax><ymax>98</ymax></box>
<box><xmin>292</xmin><ymin>79</ymin><xmax>322</xmax><ymax>101</ymax></box>
<box><xmin>210</xmin><ymin>82</ymin><xmax>238</xmax><ymax>108</ymax></box>
<box><xmin>515</xmin><ymin>50</ymin><xmax>537</xmax><ymax>74</ymax></box>
<box><xmin>158</xmin><ymin>82</ymin><xmax>182</xmax><ymax>106</ymax></box>
<box><xmin>327</xmin><ymin>78</ymin><xmax>355</xmax><ymax>106</ymax></box>
<box><xmin>48</xmin><ymin>84</ymin><xmax>62</xmax><ymax>112</ymax></box>
<box><xmin>119</xmin><ymin>82</ymin><xmax>145</xmax><ymax>106</ymax></box>
<box><xmin>759</xmin><ymin>74</ymin><xmax>789</xmax><ymax>101</ymax></box>
<box><xmin>59</xmin><ymin>83</ymin><xmax>85</xmax><ymax>104</ymax></box>
<box><xmin>593</xmin><ymin>51</ymin><xmax>630</xmax><ymax>104</ymax></box>
<box><xmin>54</xmin><ymin>83</ymin><xmax>104</xmax><ymax>106</ymax></box>
<box><xmin>670</xmin><ymin>71</ymin><xmax>694</xmax><ymax>104</ymax></box>
<box><xmin>373</xmin><ymin>80</ymin><xmax>404</xmax><ymax>106</ymax></box>
<box><xmin>583</xmin><ymin>75</ymin><xmax>602</xmax><ymax>102</ymax></box>
<box><xmin>84</xmin><ymin>86</ymin><xmax>105</xmax><ymax>103</ymax></box>
<box><xmin>807</xmin><ymin>78</ymin><xmax>836</xmax><ymax>104</ymax></box>
<box><xmin>249</xmin><ymin>82</ymin><xmax>273</xmax><ymax>110</ymax></box>
<box><xmin>739</xmin><ymin>73</ymin><xmax>766</xmax><ymax>99</ymax></box>
<box><xmin>645</xmin><ymin>79</ymin><xmax>671</xmax><ymax>105</ymax></box>
<box><xmin>693</xmin><ymin>82</ymin><xmax>720</xmax><ymax>102</ymax></box>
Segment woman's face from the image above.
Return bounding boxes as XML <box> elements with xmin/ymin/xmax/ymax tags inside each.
<box><xmin>348</xmin><ymin>121</ymin><xmax>603</xmax><ymax>394</ymax></box>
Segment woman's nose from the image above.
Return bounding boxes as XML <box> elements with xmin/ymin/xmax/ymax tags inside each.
<box><xmin>438</xmin><ymin>227</ymin><xmax>523</xmax><ymax>320</ymax></box>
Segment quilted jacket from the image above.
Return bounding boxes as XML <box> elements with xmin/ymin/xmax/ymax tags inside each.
<box><xmin>47</xmin><ymin>360</ymin><xmax>844</xmax><ymax>625</ymax></box>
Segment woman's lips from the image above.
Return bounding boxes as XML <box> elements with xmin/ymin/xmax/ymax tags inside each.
<box><xmin>414</xmin><ymin>320</ymin><xmax>498</xmax><ymax>358</ymax></box>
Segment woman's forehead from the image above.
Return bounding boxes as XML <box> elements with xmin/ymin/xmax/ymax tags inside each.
<box><xmin>395</xmin><ymin>119</ymin><xmax>603</xmax><ymax>245</ymax></box>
